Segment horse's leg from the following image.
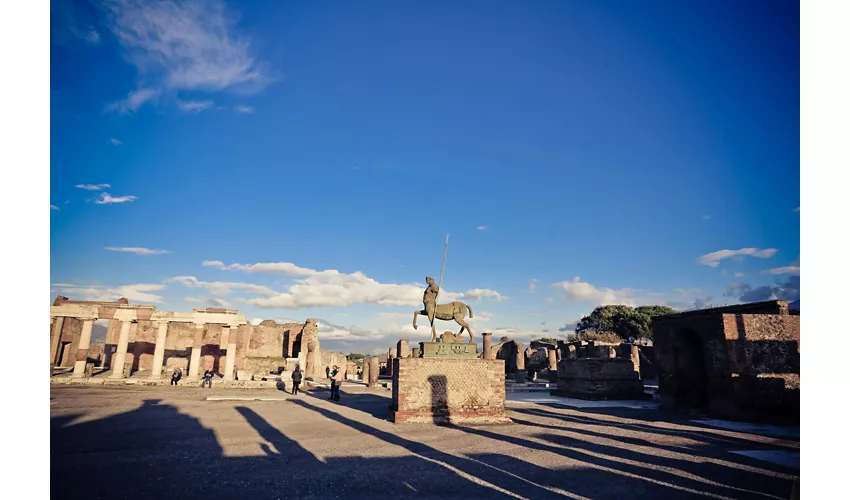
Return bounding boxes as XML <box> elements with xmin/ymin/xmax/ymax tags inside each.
<box><xmin>413</xmin><ymin>311</ymin><xmax>419</xmax><ymax>329</ymax></box>
<box><xmin>456</xmin><ymin>317</ymin><xmax>473</xmax><ymax>344</ymax></box>
<box><xmin>428</xmin><ymin>305</ymin><xmax>437</xmax><ymax>342</ymax></box>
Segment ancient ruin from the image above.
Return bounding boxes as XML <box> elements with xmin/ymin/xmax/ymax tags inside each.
<box><xmin>552</xmin><ymin>340</ymin><xmax>644</xmax><ymax>400</ymax></box>
<box><xmin>652</xmin><ymin>300</ymin><xmax>800</xmax><ymax>423</ymax></box>
<box><xmin>50</xmin><ymin>296</ymin><xmax>346</xmax><ymax>384</ymax></box>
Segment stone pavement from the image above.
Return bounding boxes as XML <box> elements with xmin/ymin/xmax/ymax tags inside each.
<box><xmin>51</xmin><ymin>384</ymin><xmax>798</xmax><ymax>500</ymax></box>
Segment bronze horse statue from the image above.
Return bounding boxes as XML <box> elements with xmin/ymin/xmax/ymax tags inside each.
<box><xmin>413</xmin><ymin>301</ymin><xmax>474</xmax><ymax>343</ymax></box>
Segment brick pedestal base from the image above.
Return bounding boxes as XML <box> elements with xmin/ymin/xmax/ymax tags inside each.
<box><xmin>392</xmin><ymin>357</ymin><xmax>511</xmax><ymax>425</ymax></box>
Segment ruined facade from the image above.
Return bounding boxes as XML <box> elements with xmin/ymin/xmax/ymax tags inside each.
<box><xmin>652</xmin><ymin>300</ymin><xmax>800</xmax><ymax>423</ymax></box>
<box><xmin>50</xmin><ymin>296</ymin><xmax>346</xmax><ymax>382</ymax></box>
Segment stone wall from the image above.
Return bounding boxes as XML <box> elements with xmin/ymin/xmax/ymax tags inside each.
<box><xmin>554</xmin><ymin>340</ymin><xmax>643</xmax><ymax>399</ymax></box>
<box><xmin>319</xmin><ymin>351</ymin><xmax>348</xmax><ymax>378</ymax></box>
<box><xmin>653</xmin><ymin>300</ymin><xmax>800</xmax><ymax>423</ymax></box>
<box><xmin>391</xmin><ymin>357</ymin><xmax>510</xmax><ymax>424</ymax></box>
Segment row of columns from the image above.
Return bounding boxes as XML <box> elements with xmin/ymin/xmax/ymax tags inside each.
<box><xmin>51</xmin><ymin>317</ymin><xmax>240</xmax><ymax>382</ymax></box>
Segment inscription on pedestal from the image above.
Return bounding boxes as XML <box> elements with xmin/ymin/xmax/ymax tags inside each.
<box><xmin>419</xmin><ymin>342</ymin><xmax>479</xmax><ymax>358</ymax></box>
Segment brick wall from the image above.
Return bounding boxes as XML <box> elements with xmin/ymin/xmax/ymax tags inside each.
<box><xmin>392</xmin><ymin>357</ymin><xmax>510</xmax><ymax>424</ymax></box>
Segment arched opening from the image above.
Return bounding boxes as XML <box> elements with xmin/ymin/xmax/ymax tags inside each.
<box><xmin>672</xmin><ymin>329</ymin><xmax>710</xmax><ymax>411</ymax></box>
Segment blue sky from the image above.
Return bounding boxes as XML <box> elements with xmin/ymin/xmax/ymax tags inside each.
<box><xmin>50</xmin><ymin>0</ymin><xmax>800</xmax><ymax>354</ymax></box>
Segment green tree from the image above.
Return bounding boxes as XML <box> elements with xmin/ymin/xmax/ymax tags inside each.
<box><xmin>534</xmin><ymin>337</ymin><xmax>559</xmax><ymax>345</ymax></box>
<box><xmin>576</xmin><ymin>304</ymin><xmax>676</xmax><ymax>341</ymax></box>
<box><xmin>347</xmin><ymin>353</ymin><xmax>365</xmax><ymax>361</ymax></box>
<box><xmin>499</xmin><ymin>336</ymin><xmax>510</xmax><ymax>343</ymax></box>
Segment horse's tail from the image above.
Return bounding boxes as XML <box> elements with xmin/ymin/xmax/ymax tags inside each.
<box><xmin>466</xmin><ymin>303</ymin><xmax>473</xmax><ymax>319</ymax></box>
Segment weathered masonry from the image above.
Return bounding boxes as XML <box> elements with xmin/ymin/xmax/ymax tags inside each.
<box><xmin>652</xmin><ymin>300</ymin><xmax>800</xmax><ymax>424</ymax></box>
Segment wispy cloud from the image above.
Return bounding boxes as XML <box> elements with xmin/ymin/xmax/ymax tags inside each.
<box><xmin>106</xmin><ymin>88</ymin><xmax>157</xmax><ymax>114</ymax></box>
<box><xmin>105</xmin><ymin>247</ymin><xmax>171</xmax><ymax>255</ymax></box>
<box><xmin>528</xmin><ymin>279</ymin><xmax>537</xmax><ymax>294</ymax></box>
<box><xmin>701</xmin><ymin>215</ymin><xmax>711</xmax><ymax>220</ymax></box>
<box><xmin>551</xmin><ymin>277</ymin><xmax>642</xmax><ymax>306</ymax></box>
<box><xmin>177</xmin><ymin>100</ymin><xmax>215</xmax><ymax>113</ymax></box>
<box><xmin>75</xmin><ymin>183</ymin><xmax>112</xmax><ymax>191</ymax></box>
<box><xmin>50</xmin><ymin>205</ymin><xmax>59</xmax><ymax>211</ymax></box>
<box><xmin>695</xmin><ymin>248</ymin><xmax>777</xmax><ymax>267</ymax></box>
<box><xmin>734</xmin><ymin>272</ymin><xmax>745</xmax><ymax>278</ymax></box>
<box><xmin>51</xmin><ymin>282</ymin><xmax>166</xmax><ymax>303</ymax></box>
<box><xmin>103</xmin><ymin>0</ymin><xmax>273</xmax><ymax>113</ymax></box>
<box><xmin>761</xmin><ymin>265</ymin><xmax>800</xmax><ymax>276</ymax></box>
<box><xmin>184</xmin><ymin>296</ymin><xmax>232</xmax><ymax>308</ymax></box>
<box><xmin>476</xmin><ymin>226</ymin><xmax>487</xmax><ymax>231</ymax></box>
<box><xmin>234</xmin><ymin>105</ymin><xmax>254</xmax><ymax>113</ymax></box>
<box><xmin>110</xmin><ymin>138</ymin><xmax>123</xmax><ymax>146</ymax></box>
<box><xmin>52</xmin><ymin>0</ymin><xmax>101</xmax><ymax>46</ymax></box>
<box><xmin>95</xmin><ymin>192</ymin><xmax>138</xmax><ymax>204</ymax></box>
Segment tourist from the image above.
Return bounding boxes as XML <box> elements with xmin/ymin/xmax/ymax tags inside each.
<box><xmin>325</xmin><ymin>366</ymin><xmax>331</xmax><ymax>379</ymax></box>
<box><xmin>202</xmin><ymin>368</ymin><xmax>214</xmax><ymax>388</ymax></box>
<box><xmin>331</xmin><ymin>365</ymin><xmax>344</xmax><ymax>401</ymax></box>
<box><xmin>170</xmin><ymin>368</ymin><xmax>182</xmax><ymax>386</ymax></box>
<box><xmin>291</xmin><ymin>366</ymin><xmax>302</xmax><ymax>395</ymax></box>
<box><xmin>328</xmin><ymin>365</ymin><xmax>338</xmax><ymax>400</ymax></box>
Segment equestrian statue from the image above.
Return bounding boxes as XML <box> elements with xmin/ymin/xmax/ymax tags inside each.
<box><xmin>413</xmin><ymin>276</ymin><xmax>474</xmax><ymax>343</ymax></box>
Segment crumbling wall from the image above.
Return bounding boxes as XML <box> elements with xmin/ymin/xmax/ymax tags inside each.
<box><xmin>653</xmin><ymin>301</ymin><xmax>800</xmax><ymax>423</ymax></box>
<box><xmin>553</xmin><ymin>340</ymin><xmax>643</xmax><ymax>399</ymax></box>
<box><xmin>247</xmin><ymin>320</ymin><xmax>286</xmax><ymax>358</ymax></box>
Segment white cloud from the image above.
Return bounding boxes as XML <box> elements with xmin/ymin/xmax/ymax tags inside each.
<box><xmin>50</xmin><ymin>205</ymin><xmax>59</xmax><ymax>211</ymax></box>
<box><xmin>166</xmin><ymin>275</ymin><xmax>278</xmax><ymax>298</ymax></box>
<box><xmin>95</xmin><ymin>192</ymin><xmax>138</xmax><ymax>204</ymax></box>
<box><xmin>551</xmin><ymin>277</ymin><xmax>640</xmax><ymax>306</ymax></box>
<box><xmin>184</xmin><ymin>296</ymin><xmax>231</xmax><ymax>308</ymax></box>
<box><xmin>106</xmin><ymin>88</ymin><xmax>157</xmax><ymax>113</ymax></box>
<box><xmin>234</xmin><ymin>105</ymin><xmax>254</xmax><ymax>113</ymax></box>
<box><xmin>528</xmin><ymin>279</ymin><xmax>537</xmax><ymax>294</ymax></box>
<box><xmin>695</xmin><ymin>248</ymin><xmax>777</xmax><ymax>267</ymax></box>
<box><xmin>463</xmin><ymin>288</ymin><xmax>507</xmax><ymax>301</ymax></box>
<box><xmin>110</xmin><ymin>138</ymin><xmax>123</xmax><ymax>146</ymax></box>
<box><xmin>51</xmin><ymin>283</ymin><xmax>166</xmax><ymax>303</ymax></box>
<box><xmin>476</xmin><ymin>226</ymin><xmax>487</xmax><ymax>231</ymax></box>
<box><xmin>205</xmin><ymin>260</ymin><xmax>504</xmax><ymax>310</ymax></box>
<box><xmin>103</xmin><ymin>0</ymin><xmax>272</xmax><ymax>113</ymax></box>
<box><xmin>105</xmin><ymin>247</ymin><xmax>171</xmax><ymax>255</ymax></box>
<box><xmin>177</xmin><ymin>100</ymin><xmax>214</xmax><ymax>113</ymax></box>
<box><xmin>761</xmin><ymin>266</ymin><xmax>800</xmax><ymax>276</ymax></box>
<box><xmin>75</xmin><ymin>183</ymin><xmax>112</xmax><ymax>191</ymax></box>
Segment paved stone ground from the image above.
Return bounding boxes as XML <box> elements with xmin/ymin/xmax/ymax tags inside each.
<box><xmin>51</xmin><ymin>384</ymin><xmax>798</xmax><ymax>500</ymax></box>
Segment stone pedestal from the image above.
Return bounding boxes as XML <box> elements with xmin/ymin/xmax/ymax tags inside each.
<box><xmin>482</xmin><ymin>332</ymin><xmax>493</xmax><ymax>359</ymax></box>
<box><xmin>411</xmin><ymin>347</ymin><xmax>420</xmax><ymax>358</ymax></box>
<box><xmin>397</xmin><ymin>339</ymin><xmax>411</xmax><ymax>359</ymax></box>
<box><xmin>391</xmin><ymin>357</ymin><xmax>510</xmax><ymax>425</ymax></box>
<box><xmin>367</xmin><ymin>357</ymin><xmax>379</xmax><ymax>387</ymax></box>
<box><xmin>361</xmin><ymin>357</ymin><xmax>370</xmax><ymax>382</ymax></box>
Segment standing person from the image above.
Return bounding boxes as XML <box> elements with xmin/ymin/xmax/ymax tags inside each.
<box><xmin>291</xmin><ymin>366</ymin><xmax>302</xmax><ymax>395</ymax></box>
<box><xmin>331</xmin><ymin>365</ymin><xmax>344</xmax><ymax>401</ymax></box>
<box><xmin>325</xmin><ymin>366</ymin><xmax>331</xmax><ymax>379</ymax></box>
<box><xmin>328</xmin><ymin>365</ymin><xmax>338</xmax><ymax>400</ymax></box>
<box><xmin>202</xmin><ymin>368</ymin><xmax>214</xmax><ymax>388</ymax></box>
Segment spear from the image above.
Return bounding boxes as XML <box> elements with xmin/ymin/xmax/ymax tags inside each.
<box><xmin>436</xmin><ymin>234</ymin><xmax>449</xmax><ymax>303</ymax></box>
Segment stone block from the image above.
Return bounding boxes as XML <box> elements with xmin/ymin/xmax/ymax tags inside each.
<box><xmin>392</xmin><ymin>357</ymin><xmax>510</xmax><ymax>425</ymax></box>
<box><xmin>419</xmin><ymin>341</ymin><xmax>479</xmax><ymax>358</ymax></box>
<box><xmin>236</xmin><ymin>370</ymin><xmax>254</xmax><ymax>381</ymax></box>
<box><xmin>553</xmin><ymin>358</ymin><xmax>644</xmax><ymax>400</ymax></box>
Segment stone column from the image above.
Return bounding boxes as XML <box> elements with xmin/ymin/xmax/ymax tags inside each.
<box><xmin>149</xmin><ymin>321</ymin><xmax>169</xmax><ymax>379</ymax></box>
<box><xmin>72</xmin><ymin>318</ymin><xmax>95</xmax><ymax>378</ymax></box>
<box><xmin>367</xmin><ymin>357</ymin><xmax>379</xmax><ymax>387</ymax></box>
<box><xmin>188</xmin><ymin>323</ymin><xmax>205</xmax><ymax>381</ymax></box>
<box><xmin>547</xmin><ymin>348</ymin><xmax>558</xmax><ymax>371</ymax></box>
<box><xmin>515</xmin><ymin>343</ymin><xmax>527</xmax><ymax>383</ymax></box>
<box><xmin>50</xmin><ymin>317</ymin><xmax>65</xmax><ymax>367</ymax></box>
<box><xmin>361</xmin><ymin>357</ymin><xmax>370</xmax><ymax>382</ymax></box>
<box><xmin>482</xmin><ymin>332</ymin><xmax>493</xmax><ymax>359</ymax></box>
<box><xmin>411</xmin><ymin>347</ymin><xmax>420</xmax><ymax>358</ymax></box>
<box><xmin>110</xmin><ymin>320</ymin><xmax>133</xmax><ymax>378</ymax></box>
<box><xmin>223</xmin><ymin>326</ymin><xmax>236</xmax><ymax>381</ymax></box>
<box><xmin>397</xmin><ymin>339</ymin><xmax>410</xmax><ymax>358</ymax></box>
<box><xmin>387</xmin><ymin>347</ymin><xmax>397</xmax><ymax>377</ymax></box>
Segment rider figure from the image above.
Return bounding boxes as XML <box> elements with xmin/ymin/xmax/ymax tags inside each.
<box><xmin>423</xmin><ymin>276</ymin><xmax>440</xmax><ymax>337</ymax></box>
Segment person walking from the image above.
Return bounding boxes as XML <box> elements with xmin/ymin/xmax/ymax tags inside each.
<box><xmin>202</xmin><ymin>368</ymin><xmax>214</xmax><ymax>388</ymax></box>
<box><xmin>331</xmin><ymin>365</ymin><xmax>344</xmax><ymax>401</ymax></box>
<box><xmin>291</xmin><ymin>366</ymin><xmax>302</xmax><ymax>395</ymax></box>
